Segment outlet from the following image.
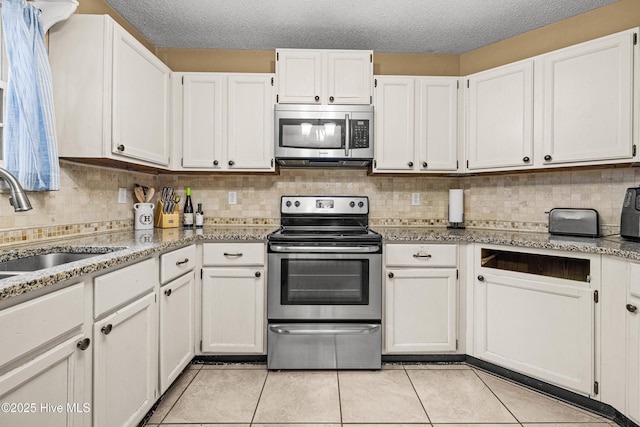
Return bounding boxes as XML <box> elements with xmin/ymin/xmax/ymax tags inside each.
<box><xmin>411</xmin><ymin>193</ymin><xmax>420</xmax><ymax>206</ymax></box>
<box><xmin>118</xmin><ymin>188</ymin><xmax>127</xmax><ymax>204</ymax></box>
<box><xmin>228</xmin><ymin>191</ymin><xmax>237</xmax><ymax>205</ymax></box>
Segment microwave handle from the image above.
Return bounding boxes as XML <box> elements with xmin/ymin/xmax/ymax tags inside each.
<box><xmin>345</xmin><ymin>114</ymin><xmax>350</xmax><ymax>157</ymax></box>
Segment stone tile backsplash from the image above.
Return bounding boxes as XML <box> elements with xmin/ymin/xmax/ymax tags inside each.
<box><xmin>0</xmin><ymin>161</ymin><xmax>636</xmax><ymax>246</ymax></box>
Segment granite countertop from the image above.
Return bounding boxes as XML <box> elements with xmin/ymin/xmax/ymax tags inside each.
<box><xmin>2</xmin><ymin>225</ymin><xmax>640</xmax><ymax>304</ymax></box>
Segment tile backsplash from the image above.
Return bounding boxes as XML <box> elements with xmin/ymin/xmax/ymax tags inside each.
<box><xmin>0</xmin><ymin>161</ymin><xmax>636</xmax><ymax>246</ymax></box>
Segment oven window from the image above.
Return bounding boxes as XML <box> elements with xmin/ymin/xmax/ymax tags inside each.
<box><xmin>281</xmin><ymin>259</ymin><xmax>369</xmax><ymax>305</ymax></box>
<box><xmin>279</xmin><ymin>118</ymin><xmax>345</xmax><ymax>149</ymax></box>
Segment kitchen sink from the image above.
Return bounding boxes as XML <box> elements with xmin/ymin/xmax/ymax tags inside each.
<box><xmin>0</xmin><ymin>252</ymin><xmax>105</xmax><ymax>273</ymax></box>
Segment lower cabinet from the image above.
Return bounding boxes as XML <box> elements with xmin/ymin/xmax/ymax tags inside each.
<box><xmin>93</xmin><ymin>292</ymin><xmax>158</xmax><ymax>427</ymax></box>
<box><xmin>626</xmin><ymin>263</ymin><xmax>640</xmax><ymax>424</ymax></box>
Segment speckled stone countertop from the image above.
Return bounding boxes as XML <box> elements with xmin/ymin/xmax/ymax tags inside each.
<box><xmin>2</xmin><ymin>225</ymin><xmax>640</xmax><ymax>305</ymax></box>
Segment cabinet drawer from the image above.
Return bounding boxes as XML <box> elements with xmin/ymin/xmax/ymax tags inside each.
<box><xmin>630</xmin><ymin>262</ymin><xmax>640</xmax><ymax>298</ymax></box>
<box><xmin>386</xmin><ymin>244</ymin><xmax>457</xmax><ymax>267</ymax></box>
<box><xmin>0</xmin><ymin>283</ymin><xmax>84</xmax><ymax>368</ymax></box>
<box><xmin>94</xmin><ymin>258</ymin><xmax>157</xmax><ymax>318</ymax></box>
<box><xmin>160</xmin><ymin>245</ymin><xmax>196</xmax><ymax>284</ymax></box>
<box><xmin>202</xmin><ymin>243</ymin><xmax>265</xmax><ymax>266</ymax></box>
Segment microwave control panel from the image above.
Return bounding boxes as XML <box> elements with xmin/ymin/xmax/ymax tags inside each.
<box><xmin>350</xmin><ymin>120</ymin><xmax>370</xmax><ymax>149</ymax></box>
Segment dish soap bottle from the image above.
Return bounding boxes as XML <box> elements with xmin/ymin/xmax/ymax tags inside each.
<box><xmin>183</xmin><ymin>187</ymin><xmax>194</xmax><ymax>228</ymax></box>
<box><xmin>195</xmin><ymin>203</ymin><xmax>204</xmax><ymax>228</ymax></box>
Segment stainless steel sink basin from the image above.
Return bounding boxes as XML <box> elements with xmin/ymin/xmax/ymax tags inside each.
<box><xmin>0</xmin><ymin>252</ymin><xmax>103</xmax><ymax>273</ymax></box>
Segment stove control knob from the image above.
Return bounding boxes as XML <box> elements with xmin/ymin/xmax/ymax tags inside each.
<box><xmin>349</xmin><ymin>201</ymin><xmax>355</xmax><ymax>208</ymax></box>
<box><xmin>285</xmin><ymin>201</ymin><xmax>292</xmax><ymax>207</ymax></box>
<box><xmin>294</xmin><ymin>201</ymin><xmax>300</xmax><ymax>207</ymax></box>
<box><xmin>358</xmin><ymin>201</ymin><xmax>364</xmax><ymax>208</ymax></box>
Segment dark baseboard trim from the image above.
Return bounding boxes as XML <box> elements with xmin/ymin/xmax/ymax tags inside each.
<box><xmin>193</xmin><ymin>355</ymin><xmax>267</xmax><ymax>364</ymax></box>
<box><xmin>382</xmin><ymin>354</ymin><xmax>466</xmax><ymax>363</ymax></box>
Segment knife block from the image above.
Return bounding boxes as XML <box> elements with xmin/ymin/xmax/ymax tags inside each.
<box><xmin>154</xmin><ymin>201</ymin><xmax>179</xmax><ymax>228</ymax></box>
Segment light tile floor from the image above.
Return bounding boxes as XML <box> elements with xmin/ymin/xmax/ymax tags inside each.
<box><xmin>143</xmin><ymin>363</ymin><xmax>615</xmax><ymax>427</ymax></box>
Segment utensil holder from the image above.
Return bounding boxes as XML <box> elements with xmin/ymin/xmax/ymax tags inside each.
<box><xmin>154</xmin><ymin>201</ymin><xmax>179</xmax><ymax>228</ymax></box>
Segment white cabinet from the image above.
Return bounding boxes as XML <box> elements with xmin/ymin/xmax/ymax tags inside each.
<box><xmin>374</xmin><ymin>76</ymin><xmax>458</xmax><ymax>173</ymax></box>
<box><xmin>626</xmin><ymin>262</ymin><xmax>640</xmax><ymax>424</ymax></box>
<box><xmin>0</xmin><ymin>284</ymin><xmax>90</xmax><ymax>427</ymax></box>
<box><xmin>201</xmin><ymin>243</ymin><xmax>266</xmax><ymax>354</ymax></box>
<box><xmin>49</xmin><ymin>14</ymin><xmax>171</xmax><ymax>168</ymax></box>
<box><xmin>384</xmin><ymin>244</ymin><xmax>458</xmax><ymax>353</ymax></box>
<box><xmin>466</xmin><ymin>60</ymin><xmax>534</xmax><ymax>171</ymax></box>
<box><xmin>159</xmin><ymin>245</ymin><xmax>196</xmax><ymax>394</ymax></box>
<box><xmin>473</xmin><ymin>246</ymin><xmax>598</xmax><ymax>396</ymax></box>
<box><xmin>177</xmin><ymin>72</ymin><xmax>275</xmax><ymax>171</ymax></box>
<box><xmin>541</xmin><ymin>29</ymin><xmax>636</xmax><ymax>166</ymax></box>
<box><xmin>276</xmin><ymin>49</ymin><xmax>372</xmax><ymax>104</ymax></box>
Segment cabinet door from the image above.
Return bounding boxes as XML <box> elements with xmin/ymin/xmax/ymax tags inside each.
<box><xmin>373</xmin><ymin>77</ymin><xmax>415</xmax><ymax>171</ymax></box>
<box><xmin>466</xmin><ymin>60</ymin><xmax>534</xmax><ymax>171</ymax></box>
<box><xmin>201</xmin><ymin>267</ymin><xmax>265</xmax><ymax>354</ymax></box>
<box><xmin>385</xmin><ymin>268</ymin><xmax>457</xmax><ymax>353</ymax></box>
<box><xmin>112</xmin><ymin>25</ymin><xmax>171</xmax><ymax>166</ymax></box>
<box><xmin>0</xmin><ymin>334</ymin><xmax>90</xmax><ymax>427</ymax></box>
<box><xmin>474</xmin><ymin>272</ymin><xmax>593</xmax><ymax>395</ymax></box>
<box><xmin>226</xmin><ymin>74</ymin><xmax>275</xmax><ymax>170</ymax></box>
<box><xmin>416</xmin><ymin>78</ymin><xmax>459</xmax><ymax>171</ymax></box>
<box><xmin>160</xmin><ymin>272</ymin><xmax>195</xmax><ymax>394</ymax></box>
<box><xmin>182</xmin><ymin>74</ymin><xmax>224</xmax><ymax>168</ymax></box>
<box><xmin>627</xmin><ymin>263</ymin><xmax>640</xmax><ymax>424</ymax></box>
<box><xmin>326</xmin><ymin>51</ymin><xmax>372</xmax><ymax>104</ymax></box>
<box><xmin>276</xmin><ymin>50</ymin><xmax>322</xmax><ymax>104</ymax></box>
<box><xmin>542</xmin><ymin>30</ymin><xmax>635</xmax><ymax>165</ymax></box>
<box><xmin>93</xmin><ymin>292</ymin><xmax>158</xmax><ymax>427</ymax></box>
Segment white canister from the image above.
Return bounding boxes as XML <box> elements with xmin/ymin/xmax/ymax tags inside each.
<box><xmin>134</xmin><ymin>203</ymin><xmax>155</xmax><ymax>230</ymax></box>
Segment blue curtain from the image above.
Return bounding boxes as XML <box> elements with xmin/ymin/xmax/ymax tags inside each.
<box><xmin>2</xmin><ymin>0</ymin><xmax>59</xmax><ymax>191</ymax></box>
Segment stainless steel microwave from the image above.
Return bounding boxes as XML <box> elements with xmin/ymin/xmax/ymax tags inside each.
<box><xmin>274</xmin><ymin>104</ymin><xmax>374</xmax><ymax>168</ymax></box>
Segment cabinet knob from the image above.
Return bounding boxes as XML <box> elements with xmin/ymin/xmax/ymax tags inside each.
<box><xmin>117</xmin><ymin>144</ymin><xmax>125</xmax><ymax>152</ymax></box>
<box><xmin>176</xmin><ymin>258</ymin><xmax>189</xmax><ymax>266</ymax></box>
<box><xmin>544</xmin><ymin>154</ymin><xmax>552</xmax><ymax>161</ymax></box>
<box><xmin>388</xmin><ymin>272</ymin><xmax>394</xmax><ymax>278</ymax></box>
<box><xmin>228</xmin><ymin>160</ymin><xmax>235</xmax><ymax>166</ymax></box>
<box><xmin>76</xmin><ymin>338</ymin><xmax>91</xmax><ymax>351</ymax></box>
<box><xmin>165</xmin><ymin>289</ymin><xmax>172</xmax><ymax>297</ymax></box>
<box><xmin>523</xmin><ymin>156</ymin><xmax>530</xmax><ymax>163</ymax></box>
<box><xmin>213</xmin><ymin>160</ymin><xmax>219</xmax><ymax>166</ymax></box>
<box><xmin>101</xmin><ymin>324</ymin><xmax>113</xmax><ymax>335</ymax></box>
<box><xmin>477</xmin><ymin>275</ymin><xmax>485</xmax><ymax>282</ymax></box>
<box><xmin>627</xmin><ymin>304</ymin><xmax>638</xmax><ymax>313</ymax></box>
<box><xmin>255</xmin><ymin>271</ymin><xmax>261</xmax><ymax>278</ymax></box>
<box><xmin>329</xmin><ymin>96</ymin><xmax>335</xmax><ymax>102</ymax></box>
<box><xmin>422</xmin><ymin>162</ymin><xmax>427</xmax><ymax>168</ymax></box>
<box><xmin>314</xmin><ymin>95</ymin><xmax>320</xmax><ymax>102</ymax></box>
<box><xmin>408</xmin><ymin>161</ymin><xmax>414</xmax><ymax>167</ymax></box>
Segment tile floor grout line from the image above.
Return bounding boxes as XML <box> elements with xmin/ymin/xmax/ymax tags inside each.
<box><xmin>152</xmin><ymin>366</ymin><xmax>201</xmax><ymax>426</ymax></box>
<box><xmin>402</xmin><ymin>362</ymin><xmax>433</xmax><ymax>424</ymax></box>
<box><xmin>472</xmin><ymin>367</ymin><xmax>523</xmax><ymax>425</ymax></box>
<box><xmin>249</xmin><ymin>366</ymin><xmax>270</xmax><ymax>425</ymax></box>
<box><xmin>336</xmin><ymin>369</ymin><xmax>343</xmax><ymax>425</ymax></box>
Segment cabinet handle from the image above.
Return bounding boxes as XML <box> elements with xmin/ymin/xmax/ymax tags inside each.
<box><xmin>388</xmin><ymin>272</ymin><xmax>394</xmax><ymax>278</ymax></box>
<box><xmin>101</xmin><ymin>324</ymin><xmax>113</xmax><ymax>335</ymax></box>
<box><xmin>477</xmin><ymin>275</ymin><xmax>485</xmax><ymax>282</ymax></box>
<box><xmin>544</xmin><ymin>154</ymin><xmax>552</xmax><ymax>161</ymax></box>
<box><xmin>116</xmin><ymin>144</ymin><xmax>125</xmax><ymax>152</ymax></box>
<box><xmin>422</xmin><ymin>162</ymin><xmax>427</xmax><ymax>168</ymax></box>
<box><xmin>523</xmin><ymin>156</ymin><xmax>530</xmax><ymax>163</ymax></box>
<box><xmin>213</xmin><ymin>160</ymin><xmax>219</xmax><ymax>166</ymax></box>
<box><xmin>627</xmin><ymin>304</ymin><xmax>638</xmax><ymax>313</ymax></box>
<box><xmin>176</xmin><ymin>258</ymin><xmax>189</xmax><ymax>266</ymax></box>
<box><xmin>329</xmin><ymin>96</ymin><xmax>335</xmax><ymax>102</ymax></box>
<box><xmin>413</xmin><ymin>253</ymin><xmax>432</xmax><ymax>259</ymax></box>
<box><xmin>314</xmin><ymin>95</ymin><xmax>320</xmax><ymax>102</ymax></box>
<box><xmin>255</xmin><ymin>271</ymin><xmax>261</xmax><ymax>278</ymax></box>
<box><xmin>223</xmin><ymin>252</ymin><xmax>243</xmax><ymax>257</ymax></box>
<box><xmin>76</xmin><ymin>338</ymin><xmax>91</xmax><ymax>351</ymax></box>
<box><xmin>408</xmin><ymin>161</ymin><xmax>414</xmax><ymax>167</ymax></box>
<box><xmin>228</xmin><ymin>160</ymin><xmax>235</xmax><ymax>166</ymax></box>
<box><xmin>165</xmin><ymin>289</ymin><xmax>172</xmax><ymax>297</ymax></box>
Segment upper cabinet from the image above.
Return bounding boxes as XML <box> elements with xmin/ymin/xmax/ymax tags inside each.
<box><xmin>541</xmin><ymin>29</ymin><xmax>636</xmax><ymax>166</ymax></box>
<box><xmin>373</xmin><ymin>76</ymin><xmax>458</xmax><ymax>173</ymax></box>
<box><xmin>465</xmin><ymin>60</ymin><xmax>534</xmax><ymax>172</ymax></box>
<box><xmin>49</xmin><ymin>15</ymin><xmax>172</xmax><ymax>168</ymax></box>
<box><xmin>276</xmin><ymin>49</ymin><xmax>373</xmax><ymax>104</ymax></box>
<box><xmin>174</xmin><ymin>72</ymin><xmax>275</xmax><ymax>172</ymax></box>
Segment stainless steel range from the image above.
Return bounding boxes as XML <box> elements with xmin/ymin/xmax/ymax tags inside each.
<box><xmin>267</xmin><ymin>195</ymin><xmax>382</xmax><ymax>370</ymax></box>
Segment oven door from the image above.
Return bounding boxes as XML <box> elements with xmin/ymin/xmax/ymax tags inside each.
<box><xmin>267</xmin><ymin>245</ymin><xmax>382</xmax><ymax>320</ymax></box>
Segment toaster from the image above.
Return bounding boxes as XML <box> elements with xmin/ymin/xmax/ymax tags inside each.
<box><xmin>548</xmin><ymin>208</ymin><xmax>599</xmax><ymax>237</ymax></box>
<box><xmin>621</xmin><ymin>187</ymin><xmax>640</xmax><ymax>240</ymax></box>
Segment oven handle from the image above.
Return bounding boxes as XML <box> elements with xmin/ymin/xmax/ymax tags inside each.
<box><xmin>269</xmin><ymin>244</ymin><xmax>380</xmax><ymax>253</ymax></box>
<box><xmin>269</xmin><ymin>324</ymin><xmax>380</xmax><ymax>335</ymax></box>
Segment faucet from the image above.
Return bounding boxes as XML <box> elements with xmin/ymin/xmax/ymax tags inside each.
<box><xmin>0</xmin><ymin>168</ymin><xmax>33</xmax><ymax>212</ymax></box>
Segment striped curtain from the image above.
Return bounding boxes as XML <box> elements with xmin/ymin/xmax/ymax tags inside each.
<box><xmin>2</xmin><ymin>0</ymin><xmax>59</xmax><ymax>191</ymax></box>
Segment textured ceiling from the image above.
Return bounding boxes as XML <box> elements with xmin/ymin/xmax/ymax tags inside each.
<box><xmin>104</xmin><ymin>0</ymin><xmax>619</xmax><ymax>54</ymax></box>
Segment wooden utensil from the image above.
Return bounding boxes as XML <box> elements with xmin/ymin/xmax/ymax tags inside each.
<box><xmin>134</xmin><ymin>186</ymin><xmax>146</xmax><ymax>203</ymax></box>
<box><xmin>145</xmin><ymin>188</ymin><xmax>155</xmax><ymax>203</ymax></box>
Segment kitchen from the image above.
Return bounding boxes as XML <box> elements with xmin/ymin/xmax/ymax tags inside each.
<box><xmin>1</xmin><ymin>0</ymin><xmax>640</xmax><ymax>426</ymax></box>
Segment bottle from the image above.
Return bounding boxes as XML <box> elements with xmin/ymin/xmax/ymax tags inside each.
<box><xmin>183</xmin><ymin>187</ymin><xmax>194</xmax><ymax>228</ymax></box>
<box><xmin>195</xmin><ymin>203</ymin><xmax>204</xmax><ymax>228</ymax></box>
